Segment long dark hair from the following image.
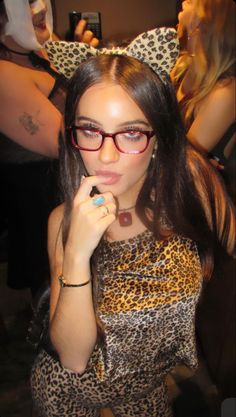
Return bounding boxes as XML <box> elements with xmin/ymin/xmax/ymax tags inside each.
<box><xmin>0</xmin><ymin>0</ymin><xmax>7</xmax><ymax>34</ymax></box>
<box><xmin>59</xmin><ymin>54</ymin><xmax>228</xmax><ymax>278</ymax></box>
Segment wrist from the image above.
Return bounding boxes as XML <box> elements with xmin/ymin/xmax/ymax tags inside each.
<box><xmin>64</xmin><ymin>245</ymin><xmax>91</xmax><ymax>267</ymax></box>
<box><xmin>62</xmin><ymin>250</ymin><xmax>91</xmax><ymax>286</ymax></box>
<box><xmin>58</xmin><ymin>274</ymin><xmax>91</xmax><ymax>288</ymax></box>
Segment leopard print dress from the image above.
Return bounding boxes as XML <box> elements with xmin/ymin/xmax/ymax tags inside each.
<box><xmin>31</xmin><ymin>231</ymin><xmax>202</xmax><ymax>417</ymax></box>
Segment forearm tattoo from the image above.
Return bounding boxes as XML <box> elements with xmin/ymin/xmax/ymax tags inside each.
<box><xmin>19</xmin><ymin>111</ymin><xmax>41</xmax><ymax>135</ymax></box>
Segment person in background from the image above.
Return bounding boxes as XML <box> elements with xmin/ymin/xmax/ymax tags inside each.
<box><xmin>30</xmin><ymin>28</ymin><xmax>235</xmax><ymax>417</ymax></box>
<box><xmin>171</xmin><ymin>0</ymin><xmax>235</xmax><ymax>193</ymax></box>
<box><xmin>171</xmin><ymin>0</ymin><xmax>236</xmax><ymax>400</ymax></box>
<box><xmin>0</xmin><ymin>0</ymin><xmax>99</xmax><ymax>295</ymax></box>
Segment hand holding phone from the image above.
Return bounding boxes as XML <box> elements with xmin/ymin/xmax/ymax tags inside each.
<box><xmin>74</xmin><ymin>19</ymin><xmax>99</xmax><ymax>48</ymax></box>
<box><xmin>68</xmin><ymin>11</ymin><xmax>102</xmax><ymax>43</ymax></box>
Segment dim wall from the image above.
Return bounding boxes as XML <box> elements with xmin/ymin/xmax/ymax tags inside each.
<box><xmin>52</xmin><ymin>0</ymin><xmax>177</xmax><ymax>42</ymax></box>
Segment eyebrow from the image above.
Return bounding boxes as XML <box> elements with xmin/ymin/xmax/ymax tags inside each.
<box><xmin>76</xmin><ymin>116</ymin><xmax>150</xmax><ymax>128</ymax></box>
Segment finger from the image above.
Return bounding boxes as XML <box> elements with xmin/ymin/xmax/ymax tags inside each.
<box><xmin>74</xmin><ymin>176</ymin><xmax>110</xmax><ymax>204</ymax></box>
<box><xmin>92</xmin><ymin>192</ymin><xmax>115</xmax><ymax>207</ymax></box>
<box><xmin>98</xmin><ymin>202</ymin><xmax>117</xmax><ymax>218</ymax></box>
<box><xmin>90</xmin><ymin>37</ymin><xmax>99</xmax><ymax>48</ymax></box>
<box><xmin>81</xmin><ymin>30</ymin><xmax>94</xmax><ymax>44</ymax></box>
<box><xmin>94</xmin><ymin>204</ymin><xmax>117</xmax><ymax>232</ymax></box>
<box><xmin>74</xmin><ymin>19</ymin><xmax>87</xmax><ymax>41</ymax></box>
<box><xmin>99</xmin><ymin>212</ymin><xmax>116</xmax><ymax>231</ymax></box>
<box><xmin>77</xmin><ymin>194</ymin><xmax>116</xmax><ymax>221</ymax></box>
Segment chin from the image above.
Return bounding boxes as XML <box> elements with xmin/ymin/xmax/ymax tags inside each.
<box><xmin>35</xmin><ymin>29</ymin><xmax>51</xmax><ymax>45</ymax></box>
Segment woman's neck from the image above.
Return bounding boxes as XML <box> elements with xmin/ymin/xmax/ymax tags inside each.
<box><xmin>3</xmin><ymin>36</ymin><xmax>32</xmax><ymax>54</ymax></box>
<box><xmin>1</xmin><ymin>36</ymin><xmax>52</xmax><ymax>70</ymax></box>
<box><xmin>106</xmin><ymin>211</ymin><xmax>147</xmax><ymax>242</ymax></box>
<box><xmin>186</xmin><ymin>26</ymin><xmax>199</xmax><ymax>58</ymax></box>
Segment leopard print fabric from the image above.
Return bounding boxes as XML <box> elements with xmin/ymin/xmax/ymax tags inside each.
<box><xmin>31</xmin><ymin>231</ymin><xmax>202</xmax><ymax>416</ymax></box>
<box><xmin>45</xmin><ymin>27</ymin><xmax>179</xmax><ymax>81</ymax></box>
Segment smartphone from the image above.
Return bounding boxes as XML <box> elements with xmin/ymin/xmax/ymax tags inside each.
<box><xmin>68</xmin><ymin>11</ymin><xmax>102</xmax><ymax>40</ymax></box>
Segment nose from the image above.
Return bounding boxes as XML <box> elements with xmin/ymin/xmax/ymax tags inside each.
<box><xmin>98</xmin><ymin>137</ymin><xmax>120</xmax><ymax>164</ymax></box>
<box><xmin>31</xmin><ymin>0</ymin><xmax>47</xmax><ymax>14</ymax></box>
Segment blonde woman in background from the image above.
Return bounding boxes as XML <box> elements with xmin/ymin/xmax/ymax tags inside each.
<box><xmin>172</xmin><ymin>0</ymin><xmax>236</xmax><ymax>401</ymax></box>
<box><xmin>172</xmin><ymin>0</ymin><xmax>235</xmax><ymax>179</ymax></box>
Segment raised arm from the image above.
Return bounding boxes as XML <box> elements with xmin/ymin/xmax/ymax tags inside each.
<box><xmin>187</xmin><ymin>79</ymin><xmax>236</xmax><ymax>156</ymax></box>
<box><xmin>0</xmin><ymin>60</ymin><xmax>61</xmax><ymax>158</ymax></box>
<box><xmin>48</xmin><ymin>204</ymin><xmax>97</xmax><ymax>374</ymax></box>
<box><xmin>48</xmin><ymin>176</ymin><xmax>116</xmax><ymax>373</ymax></box>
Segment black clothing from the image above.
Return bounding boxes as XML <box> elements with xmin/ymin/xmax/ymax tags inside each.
<box><xmin>0</xmin><ymin>60</ymin><xmax>67</xmax><ymax>295</ymax></box>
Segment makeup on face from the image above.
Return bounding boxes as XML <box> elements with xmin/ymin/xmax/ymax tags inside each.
<box><xmin>29</xmin><ymin>0</ymin><xmax>46</xmax><ymax>15</ymax></box>
<box><xmin>4</xmin><ymin>0</ymin><xmax>52</xmax><ymax>50</ymax></box>
<box><xmin>95</xmin><ymin>170</ymin><xmax>123</xmax><ymax>185</ymax></box>
<box><xmin>76</xmin><ymin>83</ymin><xmax>156</xmax><ymax>203</ymax></box>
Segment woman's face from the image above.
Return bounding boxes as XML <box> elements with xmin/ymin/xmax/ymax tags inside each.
<box><xmin>177</xmin><ymin>0</ymin><xmax>197</xmax><ymax>38</ymax></box>
<box><xmin>75</xmin><ymin>82</ymin><xmax>156</xmax><ymax>205</ymax></box>
<box><xmin>29</xmin><ymin>0</ymin><xmax>50</xmax><ymax>45</ymax></box>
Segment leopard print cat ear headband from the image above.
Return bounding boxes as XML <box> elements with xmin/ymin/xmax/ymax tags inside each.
<box><xmin>45</xmin><ymin>27</ymin><xmax>179</xmax><ymax>82</ymax></box>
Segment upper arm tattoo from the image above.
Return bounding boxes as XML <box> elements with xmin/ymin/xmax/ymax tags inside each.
<box><xmin>19</xmin><ymin>111</ymin><xmax>42</xmax><ymax>135</ymax></box>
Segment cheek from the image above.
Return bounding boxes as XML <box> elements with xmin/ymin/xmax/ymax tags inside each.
<box><xmin>123</xmin><ymin>149</ymin><xmax>153</xmax><ymax>180</ymax></box>
<box><xmin>80</xmin><ymin>144</ymin><xmax>154</xmax><ymax>176</ymax></box>
<box><xmin>79</xmin><ymin>152</ymin><xmax>96</xmax><ymax>174</ymax></box>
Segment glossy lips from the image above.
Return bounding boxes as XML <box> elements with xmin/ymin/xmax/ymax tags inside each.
<box><xmin>96</xmin><ymin>171</ymin><xmax>122</xmax><ymax>185</ymax></box>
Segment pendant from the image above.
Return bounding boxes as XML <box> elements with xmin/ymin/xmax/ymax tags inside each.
<box><xmin>118</xmin><ymin>211</ymin><xmax>132</xmax><ymax>227</ymax></box>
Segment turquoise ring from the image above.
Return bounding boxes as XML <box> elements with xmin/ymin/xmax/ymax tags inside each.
<box><xmin>93</xmin><ymin>196</ymin><xmax>105</xmax><ymax>206</ymax></box>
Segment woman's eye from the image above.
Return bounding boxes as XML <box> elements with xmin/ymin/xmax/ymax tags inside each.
<box><xmin>123</xmin><ymin>131</ymin><xmax>144</xmax><ymax>141</ymax></box>
<box><xmin>81</xmin><ymin>129</ymin><xmax>100</xmax><ymax>138</ymax></box>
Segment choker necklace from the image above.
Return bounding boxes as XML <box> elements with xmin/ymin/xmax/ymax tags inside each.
<box><xmin>3</xmin><ymin>45</ymin><xmax>32</xmax><ymax>56</ymax></box>
<box><xmin>118</xmin><ymin>205</ymin><xmax>135</xmax><ymax>227</ymax></box>
<box><xmin>1</xmin><ymin>44</ymin><xmax>56</xmax><ymax>75</ymax></box>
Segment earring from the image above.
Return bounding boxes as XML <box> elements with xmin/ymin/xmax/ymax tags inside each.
<box><xmin>187</xmin><ymin>26</ymin><xmax>199</xmax><ymax>41</ymax></box>
<box><xmin>152</xmin><ymin>142</ymin><xmax>157</xmax><ymax>159</ymax></box>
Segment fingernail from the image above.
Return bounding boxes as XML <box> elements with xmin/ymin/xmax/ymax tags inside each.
<box><xmin>81</xmin><ymin>175</ymin><xmax>86</xmax><ymax>182</ymax></box>
<box><xmin>93</xmin><ymin>196</ymin><xmax>105</xmax><ymax>206</ymax></box>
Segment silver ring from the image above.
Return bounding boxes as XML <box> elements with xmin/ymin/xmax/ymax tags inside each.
<box><xmin>100</xmin><ymin>205</ymin><xmax>109</xmax><ymax>217</ymax></box>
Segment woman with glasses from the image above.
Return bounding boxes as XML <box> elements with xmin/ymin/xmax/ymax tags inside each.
<box><xmin>30</xmin><ymin>29</ymin><xmax>235</xmax><ymax>417</ymax></box>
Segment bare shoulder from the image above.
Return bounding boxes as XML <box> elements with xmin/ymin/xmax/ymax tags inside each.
<box><xmin>0</xmin><ymin>59</ymin><xmax>29</xmax><ymax>79</ymax></box>
<box><xmin>189</xmin><ymin>77</ymin><xmax>236</xmax><ymax>151</ymax></box>
<box><xmin>0</xmin><ymin>60</ymin><xmax>36</xmax><ymax>93</ymax></box>
<box><xmin>48</xmin><ymin>203</ymin><xmax>64</xmax><ymax>257</ymax></box>
<box><xmin>0</xmin><ymin>59</ymin><xmax>50</xmax><ymax>86</ymax></box>
<box><xmin>48</xmin><ymin>203</ymin><xmax>64</xmax><ymax>238</ymax></box>
<box><xmin>202</xmin><ymin>78</ymin><xmax>235</xmax><ymax>109</ymax></box>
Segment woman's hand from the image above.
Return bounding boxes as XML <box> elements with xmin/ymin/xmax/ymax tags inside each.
<box><xmin>209</xmin><ymin>158</ymin><xmax>224</xmax><ymax>171</ymax></box>
<box><xmin>74</xmin><ymin>19</ymin><xmax>99</xmax><ymax>48</ymax></box>
<box><xmin>65</xmin><ymin>176</ymin><xmax>117</xmax><ymax>263</ymax></box>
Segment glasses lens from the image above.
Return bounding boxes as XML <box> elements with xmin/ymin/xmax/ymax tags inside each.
<box><xmin>73</xmin><ymin>127</ymin><xmax>102</xmax><ymax>150</ymax></box>
<box><xmin>116</xmin><ymin>131</ymin><xmax>148</xmax><ymax>153</ymax></box>
<box><xmin>71</xmin><ymin>127</ymin><xmax>152</xmax><ymax>153</ymax></box>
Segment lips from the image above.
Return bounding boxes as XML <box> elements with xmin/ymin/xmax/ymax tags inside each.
<box><xmin>33</xmin><ymin>12</ymin><xmax>47</xmax><ymax>30</ymax></box>
<box><xmin>96</xmin><ymin>170</ymin><xmax>122</xmax><ymax>185</ymax></box>
<box><xmin>35</xmin><ymin>22</ymin><xmax>47</xmax><ymax>30</ymax></box>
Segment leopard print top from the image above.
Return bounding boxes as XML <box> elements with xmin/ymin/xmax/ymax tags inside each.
<box><xmin>87</xmin><ymin>230</ymin><xmax>202</xmax><ymax>383</ymax></box>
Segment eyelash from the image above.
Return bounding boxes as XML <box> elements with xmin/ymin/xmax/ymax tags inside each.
<box><xmin>78</xmin><ymin>124</ymin><xmax>147</xmax><ymax>132</ymax></box>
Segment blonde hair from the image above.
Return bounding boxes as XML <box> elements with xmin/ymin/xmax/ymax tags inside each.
<box><xmin>172</xmin><ymin>0</ymin><xmax>236</xmax><ymax>127</ymax></box>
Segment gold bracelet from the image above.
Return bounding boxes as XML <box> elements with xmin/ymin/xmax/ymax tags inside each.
<box><xmin>58</xmin><ymin>274</ymin><xmax>91</xmax><ymax>288</ymax></box>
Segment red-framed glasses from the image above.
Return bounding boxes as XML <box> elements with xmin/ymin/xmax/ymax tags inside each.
<box><xmin>67</xmin><ymin>126</ymin><xmax>155</xmax><ymax>154</ymax></box>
